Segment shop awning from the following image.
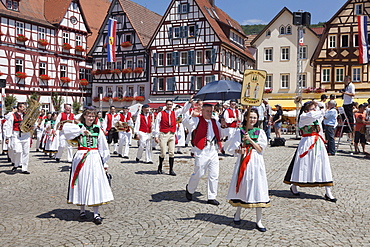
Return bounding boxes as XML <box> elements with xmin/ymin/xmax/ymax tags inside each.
<box><xmin>268</xmin><ymin>99</ymin><xmax>297</xmax><ymax>110</ymax></box>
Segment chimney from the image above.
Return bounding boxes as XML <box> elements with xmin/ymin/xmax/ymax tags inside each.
<box><xmin>209</xmin><ymin>0</ymin><xmax>215</xmax><ymax>7</ymax></box>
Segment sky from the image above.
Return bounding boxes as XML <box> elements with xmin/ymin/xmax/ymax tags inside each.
<box><xmin>129</xmin><ymin>0</ymin><xmax>347</xmax><ymax>25</ymax></box>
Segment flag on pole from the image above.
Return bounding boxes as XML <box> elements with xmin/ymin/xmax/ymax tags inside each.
<box><xmin>107</xmin><ymin>18</ymin><xmax>117</xmax><ymax>63</ymax></box>
<box><xmin>358</xmin><ymin>15</ymin><xmax>369</xmax><ymax>64</ymax></box>
<box><xmin>299</xmin><ymin>29</ymin><xmax>304</xmax><ymax>46</ymax></box>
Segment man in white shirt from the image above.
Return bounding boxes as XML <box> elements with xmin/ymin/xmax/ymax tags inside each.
<box><xmin>134</xmin><ymin>104</ymin><xmax>154</xmax><ymax>163</ymax></box>
<box><xmin>341</xmin><ymin>76</ymin><xmax>355</xmax><ymax>139</ymax></box>
<box><xmin>54</xmin><ymin>104</ymin><xmax>75</xmax><ymax>163</ymax></box>
<box><xmin>222</xmin><ymin>99</ymin><xmax>241</xmax><ymax>153</ymax></box>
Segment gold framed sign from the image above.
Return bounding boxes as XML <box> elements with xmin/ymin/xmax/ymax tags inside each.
<box><xmin>241</xmin><ymin>69</ymin><xmax>267</xmax><ymax>106</ymax></box>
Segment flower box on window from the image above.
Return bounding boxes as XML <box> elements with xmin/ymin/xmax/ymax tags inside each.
<box><xmin>75</xmin><ymin>46</ymin><xmax>85</xmax><ymax>52</ymax></box>
<box><xmin>134</xmin><ymin>96</ymin><xmax>145</xmax><ymax>101</ymax></box>
<box><xmin>92</xmin><ymin>69</ymin><xmax>102</xmax><ymax>75</ymax></box>
<box><xmin>16</xmin><ymin>34</ymin><xmax>28</xmax><ymax>42</ymax></box>
<box><xmin>38</xmin><ymin>39</ymin><xmax>49</xmax><ymax>46</ymax></box>
<box><xmin>39</xmin><ymin>74</ymin><xmax>51</xmax><ymax>80</ymax></box>
<box><xmin>15</xmin><ymin>71</ymin><xmax>27</xmax><ymax>79</ymax></box>
<box><xmin>111</xmin><ymin>69</ymin><xmax>122</xmax><ymax>74</ymax></box>
<box><xmin>102</xmin><ymin>96</ymin><xmax>111</xmax><ymax>102</ymax></box>
<box><xmin>302</xmin><ymin>87</ymin><xmax>314</xmax><ymax>93</ymax></box>
<box><xmin>264</xmin><ymin>88</ymin><xmax>272</xmax><ymax>94</ymax></box>
<box><xmin>93</xmin><ymin>97</ymin><xmax>100</xmax><ymax>102</ymax></box>
<box><xmin>314</xmin><ymin>87</ymin><xmax>326</xmax><ymax>93</ymax></box>
<box><xmin>62</xmin><ymin>43</ymin><xmax>73</xmax><ymax>50</ymax></box>
<box><xmin>133</xmin><ymin>67</ymin><xmax>143</xmax><ymax>73</ymax></box>
<box><xmin>79</xmin><ymin>79</ymin><xmax>89</xmax><ymax>86</ymax></box>
<box><xmin>120</xmin><ymin>41</ymin><xmax>132</xmax><ymax>47</ymax></box>
<box><xmin>0</xmin><ymin>31</ymin><xmax>4</xmax><ymax>36</ymax></box>
<box><xmin>0</xmin><ymin>72</ymin><xmax>4</xmax><ymax>76</ymax></box>
<box><xmin>101</xmin><ymin>69</ymin><xmax>112</xmax><ymax>74</ymax></box>
<box><xmin>112</xmin><ymin>97</ymin><xmax>121</xmax><ymax>102</ymax></box>
<box><xmin>60</xmin><ymin>77</ymin><xmax>71</xmax><ymax>83</ymax></box>
<box><xmin>122</xmin><ymin>68</ymin><xmax>132</xmax><ymax>74</ymax></box>
<box><xmin>123</xmin><ymin>96</ymin><xmax>134</xmax><ymax>102</ymax></box>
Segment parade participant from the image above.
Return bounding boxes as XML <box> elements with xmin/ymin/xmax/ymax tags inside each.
<box><xmin>105</xmin><ymin>106</ymin><xmax>120</xmax><ymax>154</ymax></box>
<box><xmin>35</xmin><ymin>109</ymin><xmax>47</xmax><ymax>152</ymax></box>
<box><xmin>39</xmin><ymin>111</ymin><xmax>52</xmax><ymax>151</ymax></box>
<box><xmin>54</xmin><ymin>104</ymin><xmax>75</xmax><ymax>163</ymax></box>
<box><xmin>154</xmin><ymin>98</ymin><xmax>192</xmax><ymax>175</ymax></box>
<box><xmin>4</xmin><ymin>103</ymin><xmax>32</xmax><ymax>174</ymax></box>
<box><xmin>63</xmin><ymin>107</ymin><xmax>113</xmax><ymax>225</ymax></box>
<box><xmin>323</xmin><ymin>100</ymin><xmax>338</xmax><ymax>156</ymax></box>
<box><xmin>117</xmin><ymin>106</ymin><xmax>133</xmax><ymax>158</ymax></box>
<box><xmin>43</xmin><ymin>112</ymin><xmax>59</xmax><ymax>157</ymax></box>
<box><xmin>134</xmin><ymin>104</ymin><xmax>154</xmax><ymax>163</ymax></box>
<box><xmin>174</xmin><ymin>105</ymin><xmax>186</xmax><ymax>154</ymax></box>
<box><xmin>225</xmin><ymin>109</ymin><xmax>270</xmax><ymax>231</ymax></box>
<box><xmin>223</xmin><ymin>99</ymin><xmax>241</xmax><ymax>153</ymax></box>
<box><xmin>3</xmin><ymin>107</ymin><xmax>17</xmax><ymax>159</ymax></box>
<box><xmin>183</xmin><ymin>103</ymin><xmax>222</xmax><ymax>206</ymax></box>
<box><xmin>152</xmin><ymin>106</ymin><xmax>163</xmax><ymax>151</ymax></box>
<box><xmin>283</xmin><ymin>101</ymin><xmax>337</xmax><ymax>202</ymax></box>
<box><xmin>95</xmin><ymin>111</ymin><xmax>106</xmax><ymax>131</ymax></box>
<box><xmin>184</xmin><ymin>100</ymin><xmax>202</xmax><ymax>148</ymax></box>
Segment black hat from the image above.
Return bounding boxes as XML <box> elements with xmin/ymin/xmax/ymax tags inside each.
<box><xmin>122</xmin><ymin>106</ymin><xmax>128</xmax><ymax>109</ymax></box>
<box><xmin>142</xmin><ymin>104</ymin><xmax>149</xmax><ymax>108</ymax></box>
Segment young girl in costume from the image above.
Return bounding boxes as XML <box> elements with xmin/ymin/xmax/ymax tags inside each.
<box><xmin>226</xmin><ymin>109</ymin><xmax>270</xmax><ymax>232</ymax></box>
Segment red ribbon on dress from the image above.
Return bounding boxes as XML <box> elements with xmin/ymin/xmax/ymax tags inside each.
<box><xmin>299</xmin><ymin>132</ymin><xmax>326</xmax><ymax>158</ymax></box>
<box><xmin>71</xmin><ymin>147</ymin><xmax>98</xmax><ymax>188</ymax></box>
<box><xmin>236</xmin><ymin>144</ymin><xmax>253</xmax><ymax>193</ymax></box>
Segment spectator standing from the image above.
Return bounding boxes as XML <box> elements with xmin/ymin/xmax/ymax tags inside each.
<box><xmin>354</xmin><ymin>104</ymin><xmax>369</xmax><ymax>154</ymax></box>
<box><xmin>341</xmin><ymin>76</ymin><xmax>355</xmax><ymax>140</ymax></box>
<box><xmin>262</xmin><ymin>99</ymin><xmax>272</xmax><ymax>140</ymax></box>
<box><xmin>324</xmin><ymin>100</ymin><xmax>338</xmax><ymax>155</ymax></box>
<box><xmin>272</xmin><ymin>104</ymin><xmax>283</xmax><ymax>138</ymax></box>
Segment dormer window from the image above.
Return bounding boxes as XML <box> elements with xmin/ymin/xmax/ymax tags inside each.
<box><xmin>286</xmin><ymin>25</ymin><xmax>292</xmax><ymax>34</ymax></box>
<box><xmin>7</xmin><ymin>0</ymin><xmax>19</xmax><ymax>11</ymax></box>
<box><xmin>355</xmin><ymin>4</ymin><xmax>363</xmax><ymax>15</ymax></box>
<box><xmin>266</xmin><ymin>30</ymin><xmax>271</xmax><ymax>36</ymax></box>
<box><xmin>178</xmin><ymin>3</ymin><xmax>190</xmax><ymax>14</ymax></box>
<box><xmin>280</xmin><ymin>26</ymin><xmax>285</xmax><ymax>35</ymax></box>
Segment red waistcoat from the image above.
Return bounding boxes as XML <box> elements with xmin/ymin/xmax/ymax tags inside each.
<box><xmin>139</xmin><ymin>114</ymin><xmax>152</xmax><ymax>133</ymax></box>
<box><xmin>59</xmin><ymin>112</ymin><xmax>74</xmax><ymax>130</ymax></box>
<box><xmin>159</xmin><ymin>111</ymin><xmax>176</xmax><ymax>133</ymax></box>
<box><xmin>120</xmin><ymin>112</ymin><xmax>132</xmax><ymax>122</ymax></box>
<box><xmin>226</xmin><ymin>108</ymin><xmax>238</xmax><ymax>128</ymax></box>
<box><xmin>13</xmin><ymin>112</ymin><xmax>23</xmax><ymax>131</ymax></box>
<box><xmin>106</xmin><ymin>113</ymin><xmax>116</xmax><ymax>131</ymax></box>
<box><xmin>192</xmin><ymin>116</ymin><xmax>221</xmax><ymax>150</ymax></box>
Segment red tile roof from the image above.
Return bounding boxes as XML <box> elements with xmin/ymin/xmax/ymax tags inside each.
<box><xmin>310</xmin><ymin>27</ymin><xmax>325</xmax><ymax>36</ymax></box>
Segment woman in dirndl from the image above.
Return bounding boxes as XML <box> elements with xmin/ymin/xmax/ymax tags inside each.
<box><xmin>283</xmin><ymin>101</ymin><xmax>337</xmax><ymax>202</ymax></box>
<box><xmin>226</xmin><ymin>109</ymin><xmax>270</xmax><ymax>232</ymax></box>
<box><xmin>63</xmin><ymin>107</ymin><xmax>113</xmax><ymax>225</ymax></box>
<box><xmin>43</xmin><ymin>112</ymin><xmax>59</xmax><ymax>157</ymax></box>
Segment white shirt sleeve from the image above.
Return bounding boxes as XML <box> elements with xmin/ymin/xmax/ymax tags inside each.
<box><xmin>53</xmin><ymin>113</ymin><xmax>62</xmax><ymax>131</ymax></box>
<box><xmin>153</xmin><ymin>112</ymin><xmax>162</xmax><ymax>138</ymax></box>
<box><xmin>298</xmin><ymin>110</ymin><xmax>325</xmax><ymax>128</ymax></box>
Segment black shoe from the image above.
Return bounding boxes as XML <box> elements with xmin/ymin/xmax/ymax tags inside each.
<box><xmin>207</xmin><ymin>199</ymin><xmax>220</xmax><ymax>206</ymax></box>
<box><xmin>11</xmin><ymin>167</ymin><xmax>17</xmax><ymax>172</ymax></box>
<box><xmin>93</xmin><ymin>215</ymin><xmax>102</xmax><ymax>225</ymax></box>
<box><xmin>233</xmin><ymin>214</ymin><xmax>241</xmax><ymax>225</ymax></box>
<box><xmin>157</xmin><ymin>169</ymin><xmax>163</xmax><ymax>174</ymax></box>
<box><xmin>221</xmin><ymin>149</ymin><xmax>225</xmax><ymax>155</ymax></box>
<box><xmin>55</xmin><ymin>158</ymin><xmax>60</xmax><ymax>163</ymax></box>
<box><xmin>177</xmin><ymin>151</ymin><xmax>183</xmax><ymax>154</ymax></box>
<box><xmin>135</xmin><ymin>158</ymin><xmax>140</xmax><ymax>163</ymax></box>
<box><xmin>123</xmin><ymin>156</ymin><xmax>129</xmax><ymax>159</ymax></box>
<box><xmin>118</xmin><ymin>154</ymin><xmax>122</xmax><ymax>157</ymax></box>
<box><xmin>290</xmin><ymin>186</ymin><xmax>300</xmax><ymax>196</ymax></box>
<box><xmin>113</xmin><ymin>151</ymin><xmax>117</xmax><ymax>154</ymax></box>
<box><xmin>324</xmin><ymin>194</ymin><xmax>337</xmax><ymax>203</ymax></box>
<box><xmin>169</xmin><ymin>170</ymin><xmax>176</xmax><ymax>176</ymax></box>
<box><xmin>185</xmin><ymin>185</ymin><xmax>192</xmax><ymax>201</ymax></box>
<box><xmin>185</xmin><ymin>144</ymin><xmax>188</xmax><ymax>147</ymax></box>
<box><xmin>146</xmin><ymin>161</ymin><xmax>153</xmax><ymax>164</ymax></box>
<box><xmin>256</xmin><ymin>224</ymin><xmax>267</xmax><ymax>232</ymax></box>
<box><xmin>36</xmin><ymin>149</ymin><xmax>39</xmax><ymax>152</ymax></box>
<box><xmin>7</xmin><ymin>157</ymin><xmax>11</xmax><ymax>162</ymax></box>
<box><xmin>79</xmin><ymin>212</ymin><xmax>87</xmax><ymax>219</ymax></box>
<box><xmin>22</xmin><ymin>171</ymin><xmax>30</xmax><ymax>174</ymax></box>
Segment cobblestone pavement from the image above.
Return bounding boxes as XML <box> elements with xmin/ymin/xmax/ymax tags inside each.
<box><xmin>0</xmin><ymin>135</ymin><xmax>369</xmax><ymax>246</ymax></box>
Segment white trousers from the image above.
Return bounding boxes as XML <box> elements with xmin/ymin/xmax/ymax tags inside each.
<box><xmin>136</xmin><ymin>132</ymin><xmax>152</xmax><ymax>162</ymax></box>
<box><xmin>35</xmin><ymin>129</ymin><xmax>43</xmax><ymax>150</ymax></box>
<box><xmin>187</xmin><ymin>144</ymin><xmax>219</xmax><ymax>200</ymax></box>
<box><xmin>55</xmin><ymin>132</ymin><xmax>73</xmax><ymax>161</ymax></box>
<box><xmin>118</xmin><ymin>131</ymin><xmax>130</xmax><ymax>157</ymax></box>
<box><xmin>11</xmin><ymin>131</ymin><xmax>30</xmax><ymax>171</ymax></box>
<box><xmin>223</xmin><ymin>127</ymin><xmax>238</xmax><ymax>151</ymax></box>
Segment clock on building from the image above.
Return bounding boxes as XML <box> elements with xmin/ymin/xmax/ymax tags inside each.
<box><xmin>70</xmin><ymin>16</ymin><xmax>77</xmax><ymax>24</ymax></box>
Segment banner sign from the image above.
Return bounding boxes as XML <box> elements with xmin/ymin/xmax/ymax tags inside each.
<box><xmin>241</xmin><ymin>69</ymin><xmax>267</xmax><ymax>106</ymax></box>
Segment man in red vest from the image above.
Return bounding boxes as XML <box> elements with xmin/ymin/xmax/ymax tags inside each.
<box><xmin>134</xmin><ymin>104</ymin><xmax>154</xmax><ymax>163</ymax></box>
<box><xmin>154</xmin><ymin>98</ymin><xmax>192</xmax><ymax>175</ymax></box>
<box><xmin>54</xmin><ymin>104</ymin><xmax>75</xmax><ymax>162</ymax></box>
<box><xmin>183</xmin><ymin>104</ymin><xmax>222</xmax><ymax>206</ymax></box>
<box><xmin>223</xmin><ymin>99</ymin><xmax>241</xmax><ymax>153</ymax></box>
<box><xmin>4</xmin><ymin>103</ymin><xmax>32</xmax><ymax>174</ymax></box>
<box><xmin>117</xmin><ymin>106</ymin><xmax>133</xmax><ymax>158</ymax></box>
<box><xmin>105</xmin><ymin>106</ymin><xmax>120</xmax><ymax>154</ymax></box>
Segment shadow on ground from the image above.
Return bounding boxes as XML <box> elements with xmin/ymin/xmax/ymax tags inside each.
<box><xmin>150</xmin><ymin>190</ymin><xmax>206</xmax><ymax>204</ymax></box>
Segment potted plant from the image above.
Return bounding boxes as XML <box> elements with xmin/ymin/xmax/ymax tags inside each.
<box><xmin>15</xmin><ymin>71</ymin><xmax>27</xmax><ymax>79</ymax></box>
<box><xmin>120</xmin><ymin>41</ymin><xmax>132</xmax><ymax>47</ymax></box>
<box><xmin>133</xmin><ymin>67</ymin><xmax>143</xmax><ymax>73</ymax></box>
<box><xmin>111</xmin><ymin>69</ymin><xmax>121</xmax><ymax>74</ymax></box>
<box><xmin>38</xmin><ymin>39</ymin><xmax>49</xmax><ymax>46</ymax></box>
<box><xmin>79</xmin><ymin>78</ymin><xmax>88</xmax><ymax>86</ymax></box>
<box><xmin>39</xmin><ymin>74</ymin><xmax>51</xmax><ymax>80</ymax></box>
<box><xmin>93</xmin><ymin>97</ymin><xmax>100</xmax><ymax>102</ymax></box>
<box><xmin>112</xmin><ymin>97</ymin><xmax>121</xmax><ymax>102</ymax></box>
<box><xmin>75</xmin><ymin>45</ymin><xmax>85</xmax><ymax>52</ymax></box>
<box><xmin>123</xmin><ymin>96</ymin><xmax>134</xmax><ymax>102</ymax></box>
<box><xmin>122</xmin><ymin>68</ymin><xmax>132</xmax><ymax>74</ymax></box>
<box><xmin>102</xmin><ymin>96</ymin><xmax>111</xmax><ymax>102</ymax></box>
<box><xmin>0</xmin><ymin>72</ymin><xmax>4</xmax><ymax>76</ymax></box>
<box><xmin>134</xmin><ymin>96</ymin><xmax>145</xmax><ymax>101</ymax></box>
<box><xmin>62</xmin><ymin>43</ymin><xmax>73</xmax><ymax>50</ymax></box>
<box><xmin>314</xmin><ymin>87</ymin><xmax>326</xmax><ymax>93</ymax></box>
<box><xmin>101</xmin><ymin>69</ymin><xmax>112</xmax><ymax>74</ymax></box>
<box><xmin>302</xmin><ymin>87</ymin><xmax>314</xmax><ymax>93</ymax></box>
<box><xmin>92</xmin><ymin>69</ymin><xmax>102</xmax><ymax>75</ymax></box>
<box><xmin>16</xmin><ymin>34</ymin><xmax>28</xmax><ymax>42</ymax></box>
<box><xmin>60</xmin><ymin>77</ymin><xmax>71</xmax><ymax>83</ymax></box>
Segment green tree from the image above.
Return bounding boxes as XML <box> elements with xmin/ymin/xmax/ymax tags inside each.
<box><xmin>51</xmin><ymin>92</ymin><xmax>64</xmax><ymax>112</ymax></box>
<box><xmin>72</xmin><ymin>100</ymin><xmax>82</xmax><ymax>114</ymax></box>
<box><xmin>26</xmin><ymin>92</ymin><xmax>40</xmax><ymax>106</ymax></box>
<box><xmin>4</xmin><ymin>95</ymin><xmax>17</xmax><ymax>113</ymax></box>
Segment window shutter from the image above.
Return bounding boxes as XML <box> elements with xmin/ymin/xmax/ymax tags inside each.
<box><xmin>153</xmin><ymin>53</ymin><xmax>157</xmax><ymax>67</ymax></box>
<box><xmin>180</xmin><ymin>26</ymin><xmax>184</xmax><ymax>38</ymax></box>
<box><xmin>211</xmin><ymin>75</ymin><xmax>216</xmax><ymax>82</ymax></box>
<box><xmin>172</xmin><ymin>77</ymin><xmax>177</xmax><ymax>91</ymax></box>
<box><xmin>178</xmin><ymin>4</ymin><xmax>181</xmax><ymax>14</ymax></box>
<box><xmin>153</xmin><ymin>78</ymin><xmax>157</xmax><ymax>92</ymax></box>
<box><xmin>173</xmin><ymin>52</ymin><xmax>179</xmax><ymax>66</ymax></box>
<box><xmin>188</xmin><ymin>50</ymin><xmax>194</xmax><ymax>65</ymax></box>
<box><xmin>186</xmin><ymin>3</ymin><xmax>190</xmax><ymax>13</ymax></box>
<box><xmin>195</xmin><ymin>24</ymin><xmax>199</xmax><ymax>37</ymax></box>
<box><xmin>183</xmin><ymin>26</ymin><xmax>188</xmax><ymax>37</ymax></box>
<box><xmin>211</xmin><ymin>48</ymin><xmax>216</xmax><ymax>64</ymax></box>
<box><xmin>168</xmin><ymin>27</ymin><xmax>173</xmax><ymax>40</ymax></box>
<box><xmin>190</xmin><ymin>76</ymin><xmax>195</xmax><ymax>91</ymax></box>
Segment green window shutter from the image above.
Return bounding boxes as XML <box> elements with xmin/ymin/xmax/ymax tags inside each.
<box><xmin>183</xmin><ymin>26</ymin><xmax>188</xmax><ymax>37</ymax></box>
<box><xmin>153</xmin><ymin>78</ymin><xmax>157</xmax><ymax>92</ymax></box>
<box><xmin>190</xmin><ymin>76</ymin><xmax>195</xmax><ymax>91</ymax></box>
<box><xmin>195</xmin><ymin>24</ymin><xmax>199</xmax><ymax>37</ymax></box>
<box><xmin>153</xmin><ymin>53</ymin><xmax>157</xmax><ymax>67</ymax></box>
<box><xmin>188</xmin><ymin>50</ymin><xmax>194</xmax><ymax>65</ymax></box>
<box><xmin>168</xmin><ymin>27</ymin><xmax>173</xmax><ymax>40</ymax></box>
<box><xmin>211</xmin><ymin>49</ymin><xmax>217</xmax><ymax>64</ymax></box>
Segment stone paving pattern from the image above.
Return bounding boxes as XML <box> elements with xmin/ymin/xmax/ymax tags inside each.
<box><xmin>0</xmin><ymin>135</ymin><xmax>369</xmax><ymax>246</ymax></box>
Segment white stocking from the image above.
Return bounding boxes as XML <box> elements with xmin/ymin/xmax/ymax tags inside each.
<box><xmin>80</xmin><ymin>205</ymin><xmax>85</xmax><ymax>213</ymax></box>
<box><xmin>325</xmin><ymin>186</ymin><xmax>334</xmax><ymax>199</ymax></box>
<box><xmin>291</xmin><ymin>184</ymin><xmax>299</xmax><ymax>193</ymax></box>
<box><xmin>93</xmin><ymin>206</ymin><xmax>99</xmax><ymax>217</ymax></box>
<box><xmin>113</xmin><ymin>143</ymin><xmax>118</xmax><ymax>152</ymax></box>
<box><xmin>256</xmin><ymin>208</ymin><xmax>264</xmax><ymax>228</ymax></box>
<box><xmin>234</xmin><ymin>207</ymin><xmax>241</xmax><ymax>221</ymax></box>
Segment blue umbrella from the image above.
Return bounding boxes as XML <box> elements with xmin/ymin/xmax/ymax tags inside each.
<box><xmin>194</xmin><ymin>80</ymin><xmax>242</xmax><ymax>101</ymax></box>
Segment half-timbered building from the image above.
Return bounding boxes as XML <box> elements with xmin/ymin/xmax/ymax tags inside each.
<box><xmin>89</xmin><ymin>0</ymin><xmax>161</xmax><ymax>109</ymax></box>
<box><xmin>149</xmin><ymin>0</ymin><xmax>255</xmax><ymax>103</ymax></box>
<box><xmin>0</xmin><ymin>0</ymin><xmax>109</xmax><ymax>113</ymax></box>
<box><xmin>312</xmin><ymin>0</ymin><xmax>370</xmax><ymax>97</ymax></box>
